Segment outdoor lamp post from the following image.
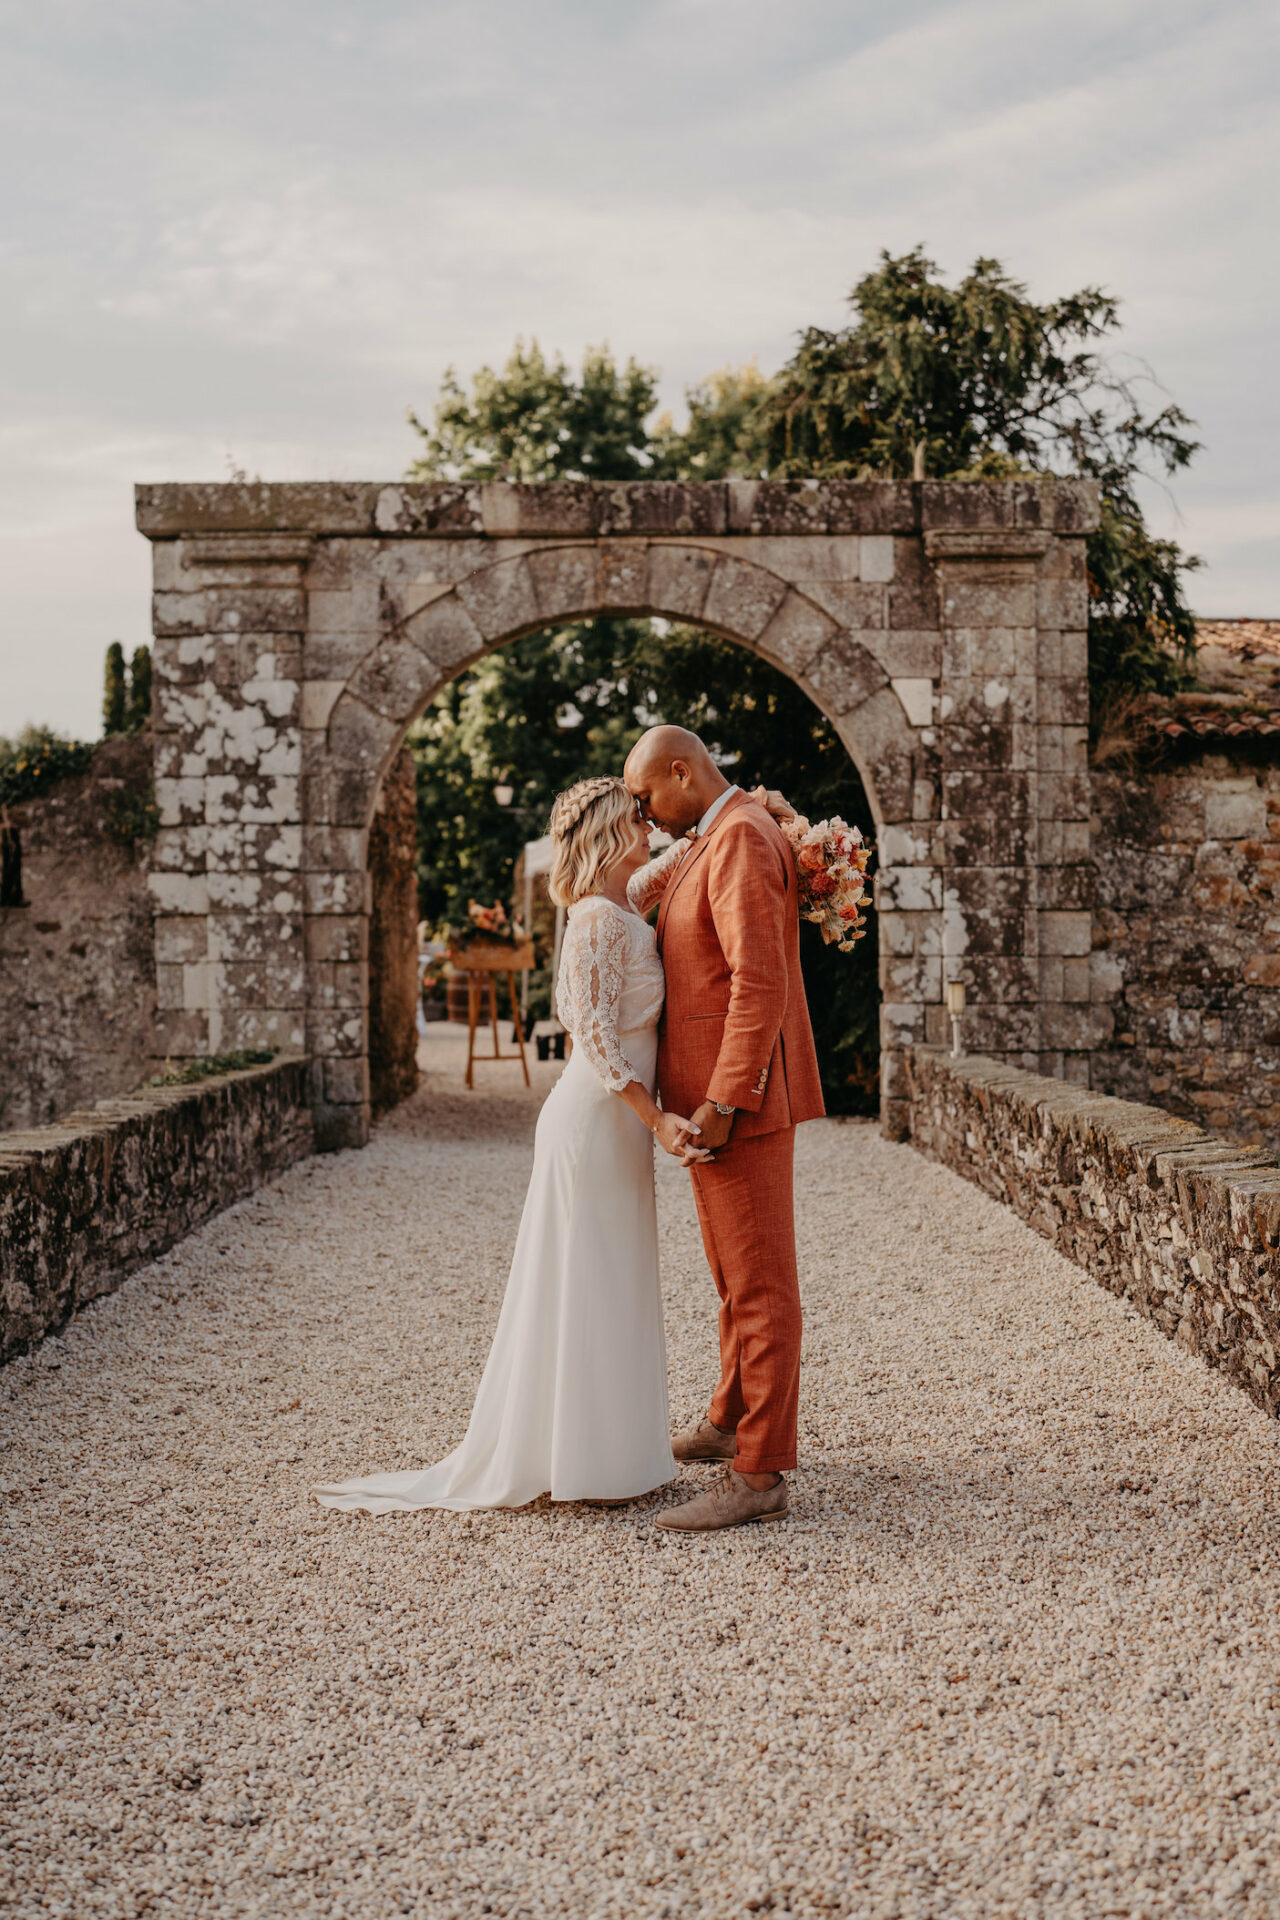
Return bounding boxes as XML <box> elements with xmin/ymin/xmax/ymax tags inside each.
<box><xmin>945</xmin><ymin>980</ymin><xmax>966</xmax><ymax>1058</ymax></box>
<box><xmin>493</xmin><ymin>779</ymin><xmax>515</xmax><ymax>808</ymax></box>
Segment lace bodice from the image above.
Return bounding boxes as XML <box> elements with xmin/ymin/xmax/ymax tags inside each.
<box><xmin>555</xmin><ymin>897</ymin><xmax>666</xmax><ymax>1093</ymax></box>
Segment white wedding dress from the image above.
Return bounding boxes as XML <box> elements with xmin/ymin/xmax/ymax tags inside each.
<box><xmin>314</xmin><ymin>857</ymin><xmax>682</xmax><ymax>1514</ymax></box>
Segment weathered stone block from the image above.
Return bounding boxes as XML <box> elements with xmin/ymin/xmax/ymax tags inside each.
<box><xmin>878</xmin><ymin>866</ymin><xmax>942</xmax><ymax>912</ymax></box>
<box><xmin>883</xmin><ymin>952</ymin><xmax>942</xmax><ymax>1001</ymax></box>
<box><xmin>455</xmin><ymin>554</ymin><xmax>539</xmax><ymax>642</ymax></box>
<box><xmin>376</xmin><ymin>483</ymin><xmax>484</xmax><ymax>537</ymax></box>
<box><xmin>303</xmin><ymin>824</ymin><xmax>366</xmax><ymax>872</ymax></box>
<box><xmin>943</xmin><ymin>867</ymin><xmax>1033</xmax><ymax>956</ymax></box>
<box><xmin>308</xmin><ymin>585</ymin><xmax>376</xmax><ymax>633</ymax></box>
<box><xmin>148</xmin><ymin>872</ymin><xmax>210</xmax><ymax>917</ymax></box>
<box><xmin>152</xmin><ymin>1008</ymin><xmax>211</xmax><ymax>1056</ymax></box>
<box><xmin>887</xmin><ymin>539</ymin><xmax>939</xmax><ymax>628</ymax></box>
<box><xmin>938</xmin><ymin>574</ymin><xmax>1037</xmax><ymax>629</ymax></box>
<box><xmin>942</xmin><ymin>813</ymin><xmax>1034</xmax><ymax>866</ymax></box>
<box><xmin>869</xmin><ymin>629</ymin><xmax>943</xmax><ymax>677</ymax></box>
<box><xmin>890</xmin><ymin>679</ymin><xmax>934</xmax><ymax>728</ymax></box>
<box><xmin>1036</xmin><ymin>772</ymin><xmax>1090</xmax><ymax>820</ymax></box>
<box><xmin>215</xmin><ymin>956</ymin><xmax>307</xmax><ymax>1006</ymax></box>
<box><xmin>1036</xmin><ymin>577</ymin><xmax>1089</xmax><ymax>629</ymax></box>
<box><xmin>347</xmin><ymin>635</ymin><xmax>442</xmax><ymax>725</ymax></box>
<box><xmin>306</xmin><ymin>1007</ymin><xmax>367</xmax><ymax>1057</ymax></box>
<box><xmin>305</xmin><ymin>914</ymin><xmax>369</xmax><ymax>964</ymax></box>
<box><xmin>312</xmin><ymin>1101</ymin><xmax>369</xmax><ymax>1152</ymax></box>
<box><xmin>207</xmin><ymin>911</ymin><xmax>302</xmax><ymax>964</ymax></box>
<box><xmin>526</xmin><ymin>543</ymin><xmax>598</xmax><ymax>624</ymax></box>
<box><xmin>1037</xmin><ymin>863</ymin><xmax>1093</xmax><ymax>911</ymax></box>
<box><xmin>645</xmin><ymin>543</ymin><xmax>716</xmax><ymax>621</ymax></box>
<box><xmin>1040</xmin><ymin>909</ymin><xmax>1092</xmax><ymax>957</ymax></box>
<box><xmin>303</xmin><ymin>868</ymin><xmax>371</xmax><ymax>916</ymax></box>
<box><xmin>325</xmin><ymin>695</ymin><xmax>400</xmax><ymax>779</ymax></box>
<box><xmin>307</xmin><ymin>960</ymin><xmax>368</xmax><ymax>1010</ymax></box>
<box><xmin>601</xmin><ymin>483</ymin><xmax>726</xmax><ymax>537</ymax></box>
<box><xmin>594</xmin><ymin>540</ymin><xmax>649</xmax><ymax>610</ymax></box>
<box><xmin>801</xmin><ymin>581</ymin><xmax>889</xmax><ymax>630</ymax></box>
<box><xmin>756</xmin><ymin>591</ymin><xmax>839</xmax><ymax>677</ymax></box>
<box><xmin>409</xmin><ymin>593</ymin><xmax>488</xmax><ymax>673</ymax></box>
<box><xmin>701</xmin><ymin>555</ymin><xmax>788</xmax><ymax>642</ymax></box>
<box><xmin>803</xmin><ymin>632</ymin><xmax>888</xmax><ymax>717</ymax></box>
<box><xmin>860</xmin><ymin>536</ymin><xmax>895</xmax><ymax>583</ymax></box>
<box><xmin>324</xmin><ymin>1055</ymin><xmax>371</xmax><ymax>1105</ymax></box>
<box><xmin>921</xmin><ymin>478</ymin><xmax>1059</xmax><ymax>532</ymax></box>
<box><xmin>154</xmin><ymin>587</ymin><xmax>306</xmax><ymax>636</ymax></box>
<box><xmin>819</xmin><ymin>480</ymin><xmax>917</xmax><ymax>534</ymax></box>
<box><xmin>1206</xmin><ymin>785</ymin><xmax>1266</xmax><ymax>841</ymax></box>
<box><xmin>957</xmin><ymin>955</ymin><xmax>1040</xmax><ymax>1003</ymax></box>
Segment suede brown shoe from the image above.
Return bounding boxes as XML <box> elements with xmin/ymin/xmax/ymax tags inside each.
<box><xmin>671</xmin><ymin>1416</ymin><xmax>737</xmax><ymax>1465</ymax></box>
<box><xmin>654</xmin><ymin>1469</ymin><xmax>789</xmax><ymax>1532</ymax></box>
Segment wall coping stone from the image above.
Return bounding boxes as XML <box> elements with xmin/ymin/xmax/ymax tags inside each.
<box><xmin>1</xmin><ymin>1056</ymin><xmax>314</xmax><ymax>1361</ymax></box>
<box><xmin>136</xmin><ymin>476</ymin><xmax>1101</xmax><ymax>542</ymax></box>
<box><xmin>906</xmin><ymin>1046</ymin><xmax>1280</xmax><ymax>1417</ymax></box>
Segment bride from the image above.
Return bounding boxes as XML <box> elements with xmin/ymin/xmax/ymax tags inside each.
<box><xmin>314</xmin><ymin>774</ymin><xmax>702</xmax><ymax>1514</ymax></box>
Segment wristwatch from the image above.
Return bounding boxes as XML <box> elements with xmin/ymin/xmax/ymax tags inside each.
<box><xmin>712</xmin><ymin>1101</ymin><xmax>735</xmax><ymax>1117</ymax></box>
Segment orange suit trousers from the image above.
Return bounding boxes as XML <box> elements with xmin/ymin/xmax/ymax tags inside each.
<box><xmin>689</xmin><ymin>1126</ymin><xmax>800</xmax><ymax>1473</ymax></box>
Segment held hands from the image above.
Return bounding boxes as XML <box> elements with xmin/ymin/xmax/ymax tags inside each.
<box><xmin>689</xmin><ymin>1100</ymin><xmax>734</xmax><ymax>1152</ymax></box>
<box><xmin>654</xmin><ymin>1112</ymin><xmax>713</xmax><ymax>1164</ymax></box>
<box><xmin>750</xmin><ymin>785</ymin><xmax>799</xmax><ymax>825</ymax></box>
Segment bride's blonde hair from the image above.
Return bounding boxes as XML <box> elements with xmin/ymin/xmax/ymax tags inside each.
<box><xmin>548</xmin><ymin>776</ymin><xmax>637</xmax><ymax>906</ymax></box>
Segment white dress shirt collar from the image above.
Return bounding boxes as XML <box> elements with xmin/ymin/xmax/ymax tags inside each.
<box><xmin>695</xmin><ymin>784</ymin><xmax>740</xmax><ymax>837</ymax></box>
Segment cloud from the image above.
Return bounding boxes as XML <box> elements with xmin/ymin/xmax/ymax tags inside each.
<box><xmin>1</xmin><ymin>0</ymin><xmax>1277</xmax><ymax>730</ymax></box>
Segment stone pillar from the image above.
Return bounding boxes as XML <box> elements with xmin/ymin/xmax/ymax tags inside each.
<box><xmin>148</xmin><ymin>532</ymin><xmax>310</xmax><ymax>1068</ymax></box>
<box><xmin>921</xmin><ymin>502</ymin><xmax>1103</xmax><ymax>1084</ymax></box>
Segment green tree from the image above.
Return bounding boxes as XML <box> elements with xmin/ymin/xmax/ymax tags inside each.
<box><xmin>408</xmin><ymin>340</ymin><xmax>659</xmax><ymax>483</ymax></box>
<box><xmin>752</xmin><ymin>247</ymin><xmax>1201</xmax><ymax>716</ymax></box>
<box><xmin>651</xmin><ymin>363</ymin><xmax>773</xmax><ymax>479</ymax></box>
<box><xmin>411</xmin><ymin>616</ymin><xmax>880</xmax><ymax>1114</ymax></box>
<box><xmin>102</xmin><ymin>642</ymin><xmax>127</xmax><ymax>736</ymax></box>
<box><xmin>126</xmin><ymin>646</ymin><xmax>152</xmax><ymax>733</ymax></box>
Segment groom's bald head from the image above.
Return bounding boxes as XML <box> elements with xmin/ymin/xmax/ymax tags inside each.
<box><xmin>625</xmin><ymin>726</ymin><xmax>729</xmax><ymax>837</ymax></box>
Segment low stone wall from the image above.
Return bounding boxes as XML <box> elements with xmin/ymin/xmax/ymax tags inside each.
<box><xmin>0</xmin><ymin>733</ymin><xmax>156</xmax><ymax>1131</ymax></box>
<box><xmin>907</xmin><ymin>1046</ymin><xmax>1280</xmax><ymax>1418</ymax></box>
<box><xmin>0</xmin><ymin>1056</ymin><xmax>313</xmax><ymax>1361</ymax></box>
<box><xmin>1091</xmin><ymin>759</ymin><xmax>1280</xmax><ymax>1149</ymax></box>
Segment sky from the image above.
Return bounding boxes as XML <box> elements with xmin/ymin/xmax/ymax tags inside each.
<box><xmin>2</xmin><ymin>0</ymin><xmax>1278</xmax><ymax>739</ymax></box>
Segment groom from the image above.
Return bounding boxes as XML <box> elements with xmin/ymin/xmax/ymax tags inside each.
<box><xmin>624</xmin><ymin>726</ymin><xmax>825</xmax><ymax>1531</ymax></box>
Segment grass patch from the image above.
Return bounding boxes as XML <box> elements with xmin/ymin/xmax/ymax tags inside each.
<box><xmin>147</xmin><ymin>1048</ymin><xmax>278</xmax><ymax>1088</ymax></box>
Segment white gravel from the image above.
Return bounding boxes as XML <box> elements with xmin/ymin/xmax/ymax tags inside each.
<box><xmin>3</xmin><ymin>1023</ymin><xmax>1280</xmax><ymax>1919</ymax></box>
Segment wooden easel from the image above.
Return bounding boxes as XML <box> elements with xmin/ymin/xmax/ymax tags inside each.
<box><xmin>449</xmin><ymin>940</ymin><xmax>534</xmax><ymax>1090</ymax></box>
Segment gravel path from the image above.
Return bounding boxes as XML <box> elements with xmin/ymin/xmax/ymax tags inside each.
<box><xmin>4</xmin><ymin>1026</ymin><xmax>1280</xmax><ymax>1919</ymax></box>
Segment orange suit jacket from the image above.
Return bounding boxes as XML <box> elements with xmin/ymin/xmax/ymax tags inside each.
<box><xmin>656</xmin><ymin>791</ymin><xmax>825</xmax><ymax>1140</ymax></box>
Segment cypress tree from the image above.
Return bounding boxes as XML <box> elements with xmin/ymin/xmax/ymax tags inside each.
<box><xmin>127</xmin><ymin>646</ymin><xmax>153</xmax><ymax>733</ymax></box>
<box><xmin>102</xmin><ymin>643</ymin><xmax>126</xmax><ymax>736</ymax></box>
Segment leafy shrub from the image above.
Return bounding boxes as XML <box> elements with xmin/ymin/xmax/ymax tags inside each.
<box><xmin>0</xmin><ymin>727</ymin><xmax>94</xmax><ymax>808</ymax></box>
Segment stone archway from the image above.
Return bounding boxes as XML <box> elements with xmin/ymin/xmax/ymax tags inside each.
<box><xmin>137</xmin><ymin>476</ymin><xmax>1100</xmax><ymax>1149</ymax></box>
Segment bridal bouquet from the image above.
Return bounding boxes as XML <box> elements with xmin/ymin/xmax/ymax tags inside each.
<box><xmin>779</xmin><ymin>814</ymin><xmax>873</xmax><ymax>952</ymax></box>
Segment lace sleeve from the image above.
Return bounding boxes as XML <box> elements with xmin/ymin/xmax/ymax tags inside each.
<box><xmin>627</xmin><ymin>837</ymin><xmax>688</xmax><ymax>915</ymax></box>
<box><xmin>556</xmin><ymin>902</ymin><xmax>642</xmax><ymax>1093</ymax></box>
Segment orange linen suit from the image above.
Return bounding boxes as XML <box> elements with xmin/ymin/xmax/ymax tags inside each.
<box><xmin>656</xmin><ymin>792</ymin><xmax>824</xmax><ymax>1472</ymax></box>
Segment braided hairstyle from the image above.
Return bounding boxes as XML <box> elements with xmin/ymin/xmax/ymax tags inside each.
<box><xmin>548</xmin><ymin>775</ymin><xmax>638</xmax><ymax>906</ymax></box>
